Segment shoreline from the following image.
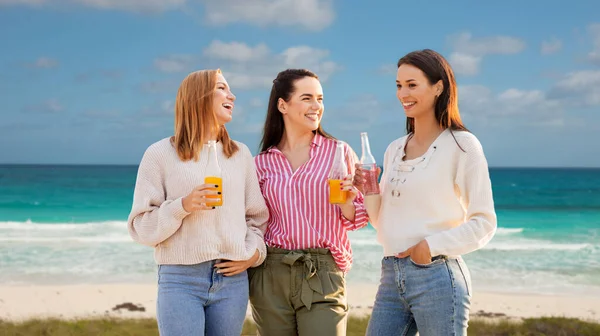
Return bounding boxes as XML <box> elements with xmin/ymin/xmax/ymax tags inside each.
<box><xmin>0</xmin><ymin>283</ymin><xmax>598</xmax><ymax>323</ymax></box>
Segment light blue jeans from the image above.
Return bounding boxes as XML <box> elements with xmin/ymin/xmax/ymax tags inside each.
<box><xmin>366</xmin><ymin>256</ymin><xmax>472</xmax><ymax>336</ymax></box>
<box><xmin>156</xmin><ymin>261</ymin><xmax>249</xmax><ymax>336</ymax></box>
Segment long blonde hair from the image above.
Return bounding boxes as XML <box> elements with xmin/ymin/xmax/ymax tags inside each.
<box><xmin>172</xmin><ymin>69</ymin><xmax>239</xmax><ymax>161</ymax></box>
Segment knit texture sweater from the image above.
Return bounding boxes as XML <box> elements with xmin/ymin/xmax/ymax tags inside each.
<box><xmin>127</xmin><ymin>137</ymin><xmax>269</xmax><ymax>267</ymax></box>
<box><xmin>375</xmin><ymin>129</ymin><xmax>497</xmax><ymax>257</ymax></box>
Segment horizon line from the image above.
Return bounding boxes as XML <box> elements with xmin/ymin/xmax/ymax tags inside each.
<box><xmin>0</xmin><ymin>163</ymin><xmax>599</xmax><ymax>169</ymax></box>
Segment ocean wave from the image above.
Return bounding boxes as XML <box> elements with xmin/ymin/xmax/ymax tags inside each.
<box><xmin>348</xmin><ymin>238</ymin><xmax>380</xmax><ymax>247</ymax></box>
<box><xmin>483</xmin><ymin>241</ymin><xmax>592</xmax><ymax>251</ymax></box>
<box><xmin>0</xmin><ymin>220</ymin><xmax>127</xmax><ymax>230</ymax></box>
<box><xmin>496</xmin><ymin>227</ymin><xmax>524</xmax><ymax>235</ymax></box>
<box><xmin>0</xmin><ymin>235</ymin><xmax>132</xmax><ymax>243</ymax></box>
<box><xmin>496</xmin><ymin>205</ymin><xmax>600</xmax><ymax>211</ymax></box>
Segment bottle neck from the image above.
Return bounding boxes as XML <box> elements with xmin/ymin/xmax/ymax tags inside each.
<box><xmin>206</xmin><ymin>141</ymin><xmax>221</xmax><ymax>174</ymax></box>
<box><xmin>329</xmin><ymin>144</ymin><xmax>347</xmax><ymax>179</ymax></box>
<box><xmin>361</xmin><ymin>136</ymin><xmax>372</xmax><ymax>156</ymax></box>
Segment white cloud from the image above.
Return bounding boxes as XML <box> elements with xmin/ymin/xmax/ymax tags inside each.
<box><xmin>25</xmin><ymin>57</ymin><xmax>58</xmax><ymax>69</ymax></box>
<box><xmin>587</xmin><ymin>23</ymin><xmax>600</xmax><ymax>65</ymax></box>
<box><xmin>1</xmin><ymin>0</ymin><xmax>334</xmax><ymax>30</ymax></box>
<box><xmin>541</xmin><ymin>38</ymin><xmax>562</xmax><ymax>55</ymax></box>
<box><xmin>203</xmin><ymin>40</ymin><xmax>341</xmax><ymax>90</ymax></box>
<box><xmin>204</xmin><ymin>41</ymin><xmax>270</xmax><ymax>63</ymax></box>
<box><xmin>200</xmin><ymin>0</ymin><xmax>334</xmax><ymax>31</ymax></box>
<box><xmin>223</xmin><ymin>72</ymin><xmax>274</xmax><ymax>90</ymax></box>
<box><xmin>74</xmin><ymin>0</ymin><xmax>185</xmax><ymax>12</ymax></box>
<box><xmin>450</xmin><ymin>32</ymin><xmax>526</xmax><ymax>55</ymax></box>
<box><xmin>153</xmin><ymin>54</ymin><xmax>195</xmax><ymax>73</ymax></box>
<box><xmin>0</xmin><ymin>0</ymin><xmax>185</xmax><ymax>12</ymax></box>
<box><xmin>459</xmin><ymin>68</ymin><xmax>600</xmax><ymax>129</ymax></box>
<box><xmin>549</xmin><ymin>70</ymin><xmax>600</xmax><ymax>106</ymax></box>
<box><xmin>448</xmin><ymin>32</ymin><xmax>526</xmax><ymax>76</ymax></box>
<box><xmin>449</xmin><ymin>53</ymin><xmax>481</xmax><ymax>76</ymax></box>
<box><xmin>459</xmin><ymin>85</ymin><xmax>562</xmax><ymax>126</ymax></box>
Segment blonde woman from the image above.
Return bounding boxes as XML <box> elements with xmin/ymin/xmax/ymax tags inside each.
<box><xmin>127</xmin><ymin>69</ymin><xmax>269</xmax><ymax>336</ymax></box>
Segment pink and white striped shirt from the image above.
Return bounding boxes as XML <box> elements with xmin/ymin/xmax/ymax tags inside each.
<box><xmin>254</xmin><ymin>133</ymin><xmax>369</xmax><ymax>273</ymax></box>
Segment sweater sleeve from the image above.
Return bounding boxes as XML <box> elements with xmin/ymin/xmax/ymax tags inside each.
<box><xmin>241</xmin><ymin>146</ymin><xmax>270</xmax><ymax>267</ymax></box>
<box><xmin>339</xmin><ymin>142</ymin><xmax>369</xmax><ymax>231</ymax></box>
<box><xmin>127</xmin><ymin>145</ymin><xmax>190</xmax><ymax>247</ymax></box>
<box><xmin>425</xmin><ymin>135</ymin><xmax>497</xmax><ymax>257</ymax></box>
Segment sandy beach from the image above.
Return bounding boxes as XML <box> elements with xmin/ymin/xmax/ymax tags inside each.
<box><xmin>0</xmin><ymin>283</ymin><xmax>598</xmax><ymax>323</ymax></box>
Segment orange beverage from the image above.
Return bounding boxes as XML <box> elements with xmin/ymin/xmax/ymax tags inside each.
<box><xmin>329</xmin><ymin>179</ymin><xmax>348</xmax><ymax>204</ymax></box>
<box><xmin>204</xmin><ymin>176</ymin><xmax>222</xmax><ymax>207</ymax></box>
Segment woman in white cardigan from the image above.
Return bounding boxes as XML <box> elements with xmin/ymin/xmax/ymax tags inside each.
<box><xmin>354</xmin><ymin>49</ymin><xmax>497</xmax><ymax>336</ymax></box>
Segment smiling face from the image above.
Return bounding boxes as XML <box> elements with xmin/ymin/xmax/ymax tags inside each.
<box><xmin>278</xmin><ymin>76</ymin><xmax>324</xmax><ymax>132</ymax></box>
<box><xmin>396</xmin><ymin>63</ymin><xmax>443</xmax><ymax>120</ymax></box>
<box><xmin>212</xmin><ymin>72</ymin><xmax>236</xmax><ymax>125</ymax></box>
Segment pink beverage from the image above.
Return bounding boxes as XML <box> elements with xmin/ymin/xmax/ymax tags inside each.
<box><xmin>360</xmin><ymin>132</ymin><xmax>380</xmax><ymax>195</ymax></box>
<box><xmin>361</xmin><ymin>163</ymin><xmax>380</xmax><ymax>195</ymax></box>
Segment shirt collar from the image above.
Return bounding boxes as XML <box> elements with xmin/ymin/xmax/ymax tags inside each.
<box><xmin>265</xmin><ymin>132</ymin><xmax>323</xmax><ymax>153</ymax></box>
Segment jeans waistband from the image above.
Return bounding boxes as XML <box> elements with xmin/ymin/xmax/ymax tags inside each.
<box><xmin>384</xmin><ymin>255</ymin><xmax>450</xmax><ymax>261</ymax></box>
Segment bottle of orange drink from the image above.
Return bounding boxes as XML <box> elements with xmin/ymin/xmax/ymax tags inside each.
<box><xmin>328</xmin><ymin>141</ymin><xmax>348</xmax><ymax>204</ymax></box>
<box><xmin>204</xmin><ymin>140</ymin><xmax>222</xmax><ymax>207</ymax></box>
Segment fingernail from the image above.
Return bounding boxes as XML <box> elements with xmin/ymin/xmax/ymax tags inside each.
<box><xmin>215</xmin><ymin>184</ymin><xmax>219</xmax><ymax>187</ymax></box>
<box><xmin>212</xmin><ymin>206</ymin><xmax>216</xmax><ymax>209</ymax></box>
<box><xmin>217</xmin><ymin>192</ymin><xmax>221</xmax><ymax>194</ymax></box>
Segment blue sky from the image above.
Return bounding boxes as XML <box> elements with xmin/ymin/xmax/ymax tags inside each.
<box><xmin>1</xmin><ymin>0</ymin><xmax>599</xmax><ymax>167</ymax></box>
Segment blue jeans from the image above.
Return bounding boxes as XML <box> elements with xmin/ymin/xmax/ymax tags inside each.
<box><xmin>366</xmin><ymin>256</ymin><xmax>472</xmax><ymax>336</ymax></box>
<box><xmin>156</xmin><ymin>261</ymin><xmax>249</xmax><ymax>336</ymax></box>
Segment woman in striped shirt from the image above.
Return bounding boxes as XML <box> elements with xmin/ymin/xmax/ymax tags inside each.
<box><xmin>249</xmin><ymin>68</ymin><xmax>369</xmax><ymax>336</ymax></box>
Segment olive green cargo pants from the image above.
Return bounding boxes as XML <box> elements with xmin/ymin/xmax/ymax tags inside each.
<box><xmin>248</xmin><ymin>247</ymin><xmax>348</xmax><ymax>336</ymax></box>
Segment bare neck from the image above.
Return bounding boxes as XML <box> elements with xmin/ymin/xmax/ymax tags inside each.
<box><xmin>411</xmin><ymin>112</ymin><xmax>444</xmax><ymax>145</ymax></box>
<box><xmin>278</xmin><ymin>126</ymin><xmax>315</xmax><ymax>152</ymax></box>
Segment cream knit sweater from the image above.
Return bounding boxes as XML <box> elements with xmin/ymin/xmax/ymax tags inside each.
<box><xmin>127</xmin><ymin>137</ymin><xmax>269</xmax><ymax>267</ymax></box>
<box><xmin>372</xmin><ymin>129</ymin><xmax>497</xmax><ymax>258</ymax></box>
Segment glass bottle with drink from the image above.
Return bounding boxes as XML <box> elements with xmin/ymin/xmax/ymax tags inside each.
<box><xmin>360</xmin><ymin>132</ymin><xmax>380</xmax><ymax>195</ymax></box>
<box><xmin>204</xmin><ymin>140</ymin><xmax>223</xmax><ymax>207</ymax></box>
<box><xmin>328</xmin><ymin>141</ymin><xmax>348</xmax><ymax>204</ymax></box>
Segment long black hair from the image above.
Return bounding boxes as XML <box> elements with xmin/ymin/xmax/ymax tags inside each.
<box><xmin>259</xmin><ymin>69</ymin><xmax>334</xmax><ymax>153</ymax></box>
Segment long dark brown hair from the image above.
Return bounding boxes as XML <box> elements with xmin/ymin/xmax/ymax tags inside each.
<box><xmin>259</xmin><ymin>69</ymin><xmax>334</xmax><ymax>153</ymax></box>
<box><xmin>397</xmin><ymin>49</ymin><xmax>469</xmax><ymax>140</ymax></box>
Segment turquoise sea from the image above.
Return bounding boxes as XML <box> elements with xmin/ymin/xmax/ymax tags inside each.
<box><xmin>1</xmin><ymin>165</ymin><xmax>599</xmax><ymax>295</ymax></box>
